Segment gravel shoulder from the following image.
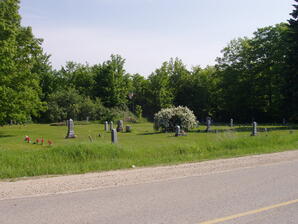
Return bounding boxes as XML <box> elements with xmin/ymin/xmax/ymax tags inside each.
<box><xmin>1</xmin><ymin>150</ymin><xmax>298</xmax><ymax>201</ymax></box>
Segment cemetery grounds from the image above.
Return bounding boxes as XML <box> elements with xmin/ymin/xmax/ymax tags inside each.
<box><xmin>0</xmin><ymin>122</ymin><xmax>297</xmax><ymax>179</ymax></box>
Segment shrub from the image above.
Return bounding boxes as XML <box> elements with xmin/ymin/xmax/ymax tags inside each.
<box><xmin>103</xmin><ymin>107</ymin><xmax>137</xmax><ymax>123</ymax></box>
<box><xmin>135</xmin><ymin>105</ymin><xmax>143</xmax><ymax>119</ymax></box>
<box><xmin>154</xmin><ymin>106</ymin><xmax>197</xmax><ymax>132</ymax></box>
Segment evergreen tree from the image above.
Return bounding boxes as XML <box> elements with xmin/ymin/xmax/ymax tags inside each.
<box><xmin>284</xmin><ymin>0</ymin><xmax>298</xmax><ymax>121</ymax></box>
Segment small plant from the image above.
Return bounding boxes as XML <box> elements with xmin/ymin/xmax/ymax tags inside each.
<box><xmin>135</xmin><ymin>105</ymin><xmax>143</xmax><ymax>119</ymax></box>
<box><xmin>48</xmin><ymin>140</ymin><xmax>53</xmax><ymax>146</ymax></box>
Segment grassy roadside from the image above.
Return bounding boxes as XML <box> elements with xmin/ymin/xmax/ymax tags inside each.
<box><xmin>0</xmin><ymin>123</ymin><xmax>297</xmax><ymax>179</ymax></box>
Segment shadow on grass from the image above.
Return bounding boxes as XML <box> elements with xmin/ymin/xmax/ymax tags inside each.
<box><xmin>188</xmin><ymin>126</ymin><xmax>298</xmax><ymax>134</ymax></box>
<box><xmin>137</xmin><ymin>132</ymin><xmax>163</xmax><ymax>136</ymax></box>
<box><xmin>0</xmin><ymin>133</ymin><xmax>16</xmax><ymax>138</ymax></box>
<box><xmin>188</xmin><ymin>129</ymin><xmax>232</xmax><ymax>133</ymax></box>
<box><xmin>137</xmin><ymin>125</ymin><xmax>298</xmax><ymax>136</ymax></box>
<box><xmin>234</xmin><ymin>126</ymin><xmax>297</xmax><ymax>132</ymax></box>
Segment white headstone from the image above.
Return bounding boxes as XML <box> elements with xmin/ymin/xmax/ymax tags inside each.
<box><xmin>66</xmin><ymin>118</ymin><xmax>76</xmax><ymax>138</ymax></box>
<box><xmin>251</xmin><ymin>122</ymin><xmax>257</xmax><ymax>136</ymax></box>
<box><xmin>104</xmin><ymin>121</ymin><xmax>109</xmax><ymax>132</ymax></box>
<box><xmin>175</xmin><ymin>125</ymin><xmax>181</xmax><ymax>137</ymax></box>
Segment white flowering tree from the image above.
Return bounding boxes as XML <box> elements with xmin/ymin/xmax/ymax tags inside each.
<box><xmin>154</xmin><ymin>106</ymin><xmax>197</xmax><ymax>132</ymax></box>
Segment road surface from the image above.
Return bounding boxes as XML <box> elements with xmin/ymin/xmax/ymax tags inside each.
<box><xmin>1</xmin><ymin>153</ymin><xmax>298</xmax><ymax>223</ymax></box>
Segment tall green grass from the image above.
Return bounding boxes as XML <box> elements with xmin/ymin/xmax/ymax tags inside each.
<box><xmin>0</xmin><ymin>123</ymin><xmax>297</xmax><ymax>179</ymax></box>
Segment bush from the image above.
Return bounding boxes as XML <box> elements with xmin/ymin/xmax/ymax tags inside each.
<box><xmin>135</xmin><ymin>105</ymin><xmax>143</xmax><ymax>119</ymax></box>
<box><xmin>102</xmin><ymin>107</ymin><xmax>137</xmax><ymax>123</ymax></box>
<box><xmin>154</xmin><ymin>106</ymin><xmax>197</xmax><ymax>132</ymax></box>
<box><xmin>45</xmin><ymin>88</ymin><xmax>111</xmax><ymax>122</ymax></box>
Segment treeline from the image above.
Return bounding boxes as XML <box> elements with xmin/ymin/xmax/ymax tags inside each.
<box><xmin>0</xmin><ymin>0</ymin><xmax>297</xmax><ymax>124</ymax></box>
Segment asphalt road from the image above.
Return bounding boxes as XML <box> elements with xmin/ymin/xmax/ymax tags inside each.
<box><xmin>1</xmin><ymin>160</ymin><xmax>298</xmax><ymax>224</ymax></box>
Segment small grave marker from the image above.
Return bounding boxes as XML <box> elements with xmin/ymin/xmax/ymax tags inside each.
<box><xmin>230</xmin><ymin>118</ymin><xmax>233</xmax><ymax>127</ymax></box>
<box><xmin>117</xmin><ymin>120</ymin><xmax>124</xmax><ymax>132</ymax></box>
<box><xmin>65</xmin><ymin>118</ymin><xmax>76</xmax><ymax>138</ymax></box>
<box><xmin>111</xmin><ymin>129</ymin><xmax>118</xmax><ymax>143</ymax></box>
<box><xmin>251</xmin><ymin>122</ymin><xmax>257</xmax><ymax>136</ymax></box>
<box><xmin>175</xmin><ymin>125</ymin><xmax>181</xmax><ymax>137</ymax></box>
<box><xmin>104</xmin><ymin>121</ymin><xmax>108</xmax><ymax>132</ymax></box>
<box><xmin>126</xmin><ymin>126</ymin><xmax>132</xmax><ymax>132</ymax></box>
<box><xmin>206</xmin><ymin>117</ymin><xmax>211</xmax><ymax>132</ymax></box>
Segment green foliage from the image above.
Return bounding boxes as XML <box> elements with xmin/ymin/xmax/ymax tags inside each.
<box><xmin>93</xmin><ymin>54</ymin><xmax>131</xmax><ymax>107</ymax></box>
<box><xmin>216</xmin><ymin>23</ymin><xmax>289</xmax><ymax>122</ymax></box>
<box><xmin>45</xmin><ymin>88</ymin><xmax>107</xmax><ymax>122</ymax></box>
<box><xmin>135</xmin><ymin>105</ymin><xmax>143</xmax><ymax>119</ymax></box>
<box><xmin>147</xmin><ymin>62</ymin><xmax>174</xmax><ymax>114</ymax></box>
<box><xmin>177</xmin><ymin>66</ymin><xmax>218</xmax><ymax>119</ymax></box>
<box><xmin>1</xmin><ymin>1</ymin><xmax>298</xmax><ymax>125</ymax></box>
<box><xmin>58</xmin><ymin>62</ymin><xmax>95</xmax><ymax>97</ymax></box>
<box><xmin>130</xmin><ymin>74</ymin><xmax>150</xmax><ymax>116</ymax></box>
<box><xmin>0</xmin><ymin>0</ymin><xmax>47</xmax><ymax>124</ymax></box>
<box><xmin>284</xmin><ymin>0</ymin><xmax>298</xmax><ymax>121</ymax></box>
<box><xmin>103</xmin><ymin>106</ymin><xmax>134</xmax><ymax>122</ymax></box>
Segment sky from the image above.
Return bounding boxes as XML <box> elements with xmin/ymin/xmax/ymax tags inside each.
<box><xmin>20</xmin><ymin>0</ymin><xmax>293</xmax><ymax>76</ymax></box>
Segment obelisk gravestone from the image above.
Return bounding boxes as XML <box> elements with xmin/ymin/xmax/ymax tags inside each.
<box><xmin>66</xmin><ymin>118</ymin><xmax>76</xmax><ymax>138</ymax></box>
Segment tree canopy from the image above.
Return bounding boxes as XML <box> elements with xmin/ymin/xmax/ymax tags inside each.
<box><xmin>0</xmin><ymin>0</ymin><xmax>297</xmax><ymax>124</ymax></box>
<box><xmin>0</xmin><ymin>0</ymin><xmax>47</xmax><ymax>124</ymax></box>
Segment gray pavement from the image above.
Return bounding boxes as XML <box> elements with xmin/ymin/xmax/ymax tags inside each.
<box><xmin>1</xmin><ymin>159</ymin><xmax>298</xmax><ymax>224</ymax></box>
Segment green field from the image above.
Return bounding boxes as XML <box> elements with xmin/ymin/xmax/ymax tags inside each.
<box><xmin>0</xmin><ymin>122</ymin><xmax>297</xmax><ymax>179</ymax></box>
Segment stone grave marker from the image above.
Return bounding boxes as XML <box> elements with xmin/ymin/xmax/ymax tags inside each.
<box><xmin>181</xmin><ymin>130</ymin><xmax>187</xmax><ymax>136</ymax></box>
<box><xmin>175</xmin><ymin>125</ymin><xmax>181</xmax><ymax>137</ymax></box>
<box><xmin>65</xmin><ymin>118</ymin><xmax>76</xmax><ymax>138</ymax></box>
<box><xmin>206</xmin><ymin>117</ymin><xmax>211</xmax><ymax>132</ymax></box>
<box><xmin>109</xmin><ymin>121</ymin><xmax>113</xmax><ymax>131</ymax></box>
<box><xmin>230</xmin><ymin>118</ymin><xmax>233</xmax><ymax>127</ymax></box>
<box><xmin>104</xmin><ymin>121</ymin><xmax>108</xmax><ymax>131</ymax></box>
<box><xmin>117</xmin><ymin>120</ymin><xmax>124</xmax><ymax>132</ymax></box>
<box><xmin>111</xmin><ymin>129</ymin><xmax>117</xmax><ymax>143</ymax></box>
<box><xmin>251</xmin><ymin>122</ymin><xmax>257</xmax><ymax>136</ymax></box>
<box><xmin>126</xmin><ymin>125</ymin><xmax>132</xmax><ymax>132</ymax></box>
